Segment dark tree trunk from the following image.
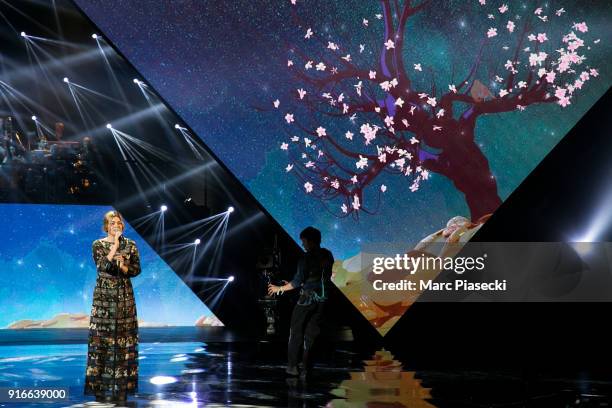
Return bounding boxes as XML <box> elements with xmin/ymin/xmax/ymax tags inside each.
<box><xmin>422</xmin><ymin>122</ymin><xmax>502</xmax><ymax>221</ymax></box>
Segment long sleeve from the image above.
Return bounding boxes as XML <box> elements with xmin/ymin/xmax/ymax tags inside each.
<box><xmin>92</xmin><ymin>240</ymin><xmax>119</xmax><ymax>276</ymax></box>
<box><xmin>290</xmin><ymin>258</ymin><xmax>305</xmax><ymax>289</ymax></box>
<box><xmin>124</xmin><ymin>241</ymin><xmax>141</xmax><ymax>278</ymax></box>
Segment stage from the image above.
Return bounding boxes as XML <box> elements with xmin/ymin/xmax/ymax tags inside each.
<box><xmin>1</xmin><ymin>329</ymin><xmax>611</xmax><ymax>407</ymax></box>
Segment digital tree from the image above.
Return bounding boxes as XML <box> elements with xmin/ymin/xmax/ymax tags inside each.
<box><xmin>276</xmin><ymin>0</ymin><xmax>599</xmax><ymax>221</ymax></box>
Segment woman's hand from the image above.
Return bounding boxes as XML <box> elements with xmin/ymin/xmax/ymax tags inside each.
<box><xmin>112</xmin><ymin>229</ymin><xmax>122</xmax><ymax>249</ymax></box>
<box><xmin>114</xmin><ymin>254</ymin><xmax>128</xmax><ymax>274</ymax></box>
<box><xmin>114</xmin><ymin>254</ymin><xmax>125</xmax><ymax>265</ymax></box>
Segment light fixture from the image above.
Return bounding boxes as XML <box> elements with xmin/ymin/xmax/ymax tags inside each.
<box><xmin>149</xmin><ymin>376</ymin><xmax>177</xmax><ymax>385</ymax></box>
<box><xmin>91</xmin><ymin>34</ymin><xmax>98</xmax><ymax>39</ymax></box>
<box><xmin>228</xmin><ymin>276</ymin><xmax>235</xmax><ymax>282</ymax></box>
<box><xmin>31</xmin><ymin>116</ymin><xmax>37</xmax><ymax>121</ymax></box>
<box><xmin>194</xmin><ymin>238</ymin><xmax>201</xmax><ymax>245</ymax></box>
<box><xmin>63</xmin><ymin>77</ymin><xmax>69</xmax><ymax>83</ymax></box>
<box><xmin>106</xmin><ymin>123</ymin><xmax>112</xmax><ymax>129</ymax></box>
<box><xmin>20</xmin><ymin>32</ymin><xmax>26</xmax><ymax>37</ymax></box>
<box><xmin>227</xmin><ymin>206</ymin><xmax>235</xmax><ymax>213</ymax></box>
<box><xmin>161</xmin><ymin>205</ymin><xmax>168</xmax><ymax>212</ymax></box>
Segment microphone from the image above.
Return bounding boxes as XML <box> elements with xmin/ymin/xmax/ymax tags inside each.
<box><xmin>118</xmin><ymin>234</ymin><xmax>126</xmax><ymax>251</ymax></box>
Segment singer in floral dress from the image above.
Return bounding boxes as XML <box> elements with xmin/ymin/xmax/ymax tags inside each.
<box><xmin>84</xmin><ymin>210</ymin><xmax>141</xmax><ymax>401</ymax></box>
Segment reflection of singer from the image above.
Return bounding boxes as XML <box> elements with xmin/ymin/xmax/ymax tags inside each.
<box><xmin>84</xmin><ymin>211</ymin><xmax>141</xmax><ymax>402</ymax></box>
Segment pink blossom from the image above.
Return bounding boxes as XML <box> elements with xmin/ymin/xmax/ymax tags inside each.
<box><xmin>487</xmin><ymin>27</ymin><xmax>498</xmax><ymax>38</ymax></box>
<box><xmin>352</xmin><ymin>195</ymin><xmax>360</xmax><ymax>210</ymax></box>
<box><xmin>360</xmin><ymin>123</ymin><xmax>378</xmax><ymax>145</ymax></box>
<box><xmin>573</xmin><ymin>22</ymin><xmax>588</xmax><ymax>33</ymax></box>
<box><xmin>557</xmin><ymin>96</ymin><xmax>571</xmax><ymax>107</ymax></box>
<box><xmin>554</xmin><ymin>87</ymin><xmax>567</xmax><ymax>99</ymax></box>
<box><xmin>356</xmin><ymin>155</ymin><xmax>368</xmax><ymax>169</ymax></box>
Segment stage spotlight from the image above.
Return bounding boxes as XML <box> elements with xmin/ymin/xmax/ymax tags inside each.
<box><xmin>133</xmin><ymin>78</ymin><xmax>140</xmax><ymax>84</ymax></box>
<box><xmin>91</xmin><ymin>33</ymin><xmax>98</xmax><ymax>39</ymax></box>
<box><xmin>194</xmin><ymin>238</ymin><xmax>201</xmax><ymax>245</ymax></box>
<box><xmin>228</xmin><ymin>276</ymin><xmax>235</xmax><ymax>282</ymax></box>
<box><xmin>174</xmin><ymin>124</ymin><xmax>180</xmax><ymax>129</ymax></box>
<box><xmin>31</xmin><ymin>116</ymin><xmax>37</xmax><ymax>121</ymax></box>
<box><xmin>227</xmin><ymin>206</ymin><xmax>235</xmax><ymax>213</ymax></box>
<box><xmin>63</xmin><ymin>77</ymin><xmax>69</xmax><ymax>83</ymax></box>
<box><xmin>106</xmin><ymin>123</ymin><xmax>112</xmax><ymax>129</ymax></box>
<box><xmin>149</xmin><ymin>376</ymin><xmax>177</xmax><ymax>385</ymax></box>
<box><xmin>161</xmin><ymin>205</ymin><xmax>168</xmax><ymax>212</ymax></box>
<box><xmin>20</xmin><ymin>32</ymin><xmax>26</xmax><ymax>37</ymax></box>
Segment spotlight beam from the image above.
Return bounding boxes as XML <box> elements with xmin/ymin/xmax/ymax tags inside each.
<box><xmin>22</xmin><ymin>39</ymin><xmax>73</xmax><ymax>122</ymax></box>
<box><xmin>66</xmin><ymin>81</ymin><xmax>92</xmax><ymax>130</ymax></box>
<box><xmin>0</xmin><ymin>80</ymin><xmax>66</xmax><ymax>126</ymax></box>
<box><xmin>168</xmin><ymin>211</ymin><xmax>227</xmax><ymax>242</ymax></box>
<box><xmin>71</xmin><ymin>103</ymin><xmax>166</xmax><ymax>140</ymax></box>
<box><xmin>22</xmin><ymin>34</ymin><xmax>86</xmax><ymax>49</ymax></box>
<box><xmin>108</xmin><ymin>128</ymin><xmax>149</xmax><ymax>207</ymax></box>
<box><xmin>0</xmin><ymin>47</ymin><xmax>108</xmax><ymax>85</ymax></box>
<box><xmin>94</xmin><ymin>36</ymin><xmax>132</xmax><ymax>112</ymax></box>
<box><xmin>67</xmin><ymin>81</ymin><xmax>127</xmax><ymax>106</ymax></box>
<box><xmin>574</xmin><ymin>173</ymin><xmax>612</xmax><ymax>242</ymax></box>
<box><xmin>176</xmin><ymin>126</ymin><xmax>208</xmax><ymax>161</ymax></box>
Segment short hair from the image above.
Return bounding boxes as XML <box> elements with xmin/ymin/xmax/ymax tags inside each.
<box><xmin>103</xmin><ymin>210</ymin><xmax>124</xmax><ymax>233</ymax></box>
<box><xmin>299</xmin><ymin>226</ymin><xmax>321</xmax><ymax>245</ymax></box>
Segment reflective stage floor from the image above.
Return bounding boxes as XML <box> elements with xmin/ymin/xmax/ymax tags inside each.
<box><xmin>1</xmin><ymin>339</ymin><xmax>611</xmax><ymax>407</ymax></box>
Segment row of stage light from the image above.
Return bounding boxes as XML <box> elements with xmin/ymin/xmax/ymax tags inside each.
<box><xmin>132</xmin><ymin>204</ymin><xmax>236</xmax><ymax>287</ymax></box>
<box><xmin>14</xmin><ymin>28</ymin><xmax>243</xmax><ymax>310</ymax></box>
<box><xmin>17</xmin><ymin>30</ymin><xmax>205</xmax><ymax>165</ymax></box>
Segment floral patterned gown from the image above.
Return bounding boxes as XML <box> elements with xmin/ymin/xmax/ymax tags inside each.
<box><xmin>84</xmin><ymin>238</ymin><xmax>141</xmax><ymax>399</ymax></box>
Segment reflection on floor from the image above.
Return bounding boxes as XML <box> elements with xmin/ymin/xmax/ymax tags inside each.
<box><xmin>0</xmin><ymin>341</ymin><xmax>611</xmax><ymax>407</ymax></box>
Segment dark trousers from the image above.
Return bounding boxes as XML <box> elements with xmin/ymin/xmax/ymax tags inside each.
<box><xmin>287</xmin><ymin>300</ymin><xmax>325</xmax><ymax>370</ymax></box>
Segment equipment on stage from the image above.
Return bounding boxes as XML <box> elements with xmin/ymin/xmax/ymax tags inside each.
<box><xmin>0</xmin><ymin>114</ymin><xmax>98</xmax><ymax>202</ymax></box>
<box><xmin>256</xmin><ymin>236</ymin><xmax>282</xmax><ymax>336</ymax></box>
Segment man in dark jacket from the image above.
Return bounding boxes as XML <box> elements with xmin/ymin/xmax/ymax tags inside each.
<box><xmin>268</xmin><ymin>226</ymin><xmax>334</xmax><ymax>377</ymax></box>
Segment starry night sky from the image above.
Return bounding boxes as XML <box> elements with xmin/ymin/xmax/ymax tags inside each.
<box><xmin>0</xmin><ymin>204</ymin><xmax>218</xmax><ymax>328</ymax></box>
<box><xmin>74</xmin><ymin>0</ymin><xmax>611</xmax><ymax>259</ymax></box>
